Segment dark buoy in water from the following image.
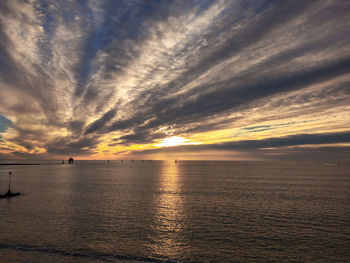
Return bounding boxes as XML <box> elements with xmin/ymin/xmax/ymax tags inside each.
<box><xmin>0</xmin><ymin>172</ymin><xmax>20</xmax><ymax>199</ymax></box>
<box><xmin>0</xmin><ymin>189</ymin><xmax>20</xmax><ymax>198</ymax></box>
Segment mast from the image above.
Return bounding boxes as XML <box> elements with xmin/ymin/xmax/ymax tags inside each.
<box><xmin>8</xmin><ymin>172</ymin><xmax>11</xmax><ymax>191</ymax></box>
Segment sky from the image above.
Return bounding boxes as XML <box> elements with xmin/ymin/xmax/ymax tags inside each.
<box><xmin>0</xmin><ymin>0</ymin><xmax>349</xmax><ymax>161</ymax></box>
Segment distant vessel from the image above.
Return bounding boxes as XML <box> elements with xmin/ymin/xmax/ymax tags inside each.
<box><xmin>175</xmin><ymin>159</ymin><xmax>178</xmax><ymax>163</ymax></box>
<box><xmin>68</xmin><ymin>157</ymin><xmax>74</xmax><ymax>164</ymax></box>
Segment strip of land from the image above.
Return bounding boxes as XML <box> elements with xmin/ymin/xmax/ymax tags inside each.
<box><xmin>0</xmin><ymin>163</ymin><xmax>63</xmax><ymax>165</ymax></box>
<box><xmin>0</xmin><ymin>163</ymin><xmax>41</xmax><ymax>165</ymax></box>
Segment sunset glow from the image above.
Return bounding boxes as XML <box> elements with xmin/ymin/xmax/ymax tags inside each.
<box><xmin>156</xmin><ymin>137</ymin><xmax>190</xmax><ymax>147</ymax></box>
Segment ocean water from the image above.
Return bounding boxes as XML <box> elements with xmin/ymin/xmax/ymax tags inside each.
<box><xmin>0</xmin><ymin>160</ymin><xmax>349</xmax><ymax>262</ymax></box>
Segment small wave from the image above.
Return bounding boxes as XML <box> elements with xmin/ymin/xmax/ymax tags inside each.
<box><xmin>0</xmin><ymin>243</ymin><xmax>178</xmax><ymax>263</ymax></box>
<box><xmin>323</xmin><ymin>162</ymin><xmax>338</xmax><ymax>166</ymax></box>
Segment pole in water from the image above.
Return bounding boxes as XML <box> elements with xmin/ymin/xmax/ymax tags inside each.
<box><xmin>8</xmin><ymin>172</ymin><xmax>12</xmax><ymax>191</ymax></box>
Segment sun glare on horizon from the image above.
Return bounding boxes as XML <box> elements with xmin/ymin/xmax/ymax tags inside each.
<box><xmin>155</xmin><ymin>136</ymin><xmax>200</xmax><ymax>147</ymax></box>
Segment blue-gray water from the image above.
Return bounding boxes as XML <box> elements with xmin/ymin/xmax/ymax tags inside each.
<box><xmin>0</xmin><ymin>161</ymin><xmax>349</xmax><ymax>262</ymax></box>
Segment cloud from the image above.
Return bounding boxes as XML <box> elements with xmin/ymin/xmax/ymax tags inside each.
<box><xmin>0</xmin><ymin>0</ymin><xmax>349</xmax><ymax>159</ymax></box>
<box><xmin>46</xmin><ymin>136</ymin><xmax>100</xmax><ymax>156</ymax></box>
<box><xmin>84</xmin><ymin>108</ymin><xmax>117</xmax><ymax>134</ymax></box>
<box><xmin>133</xmin><ymin>131</ymin><xmax>350</xmax><ymax>153</ymax></box>
<box><xmin>213</xmin><ymin>131</ymin><xmax>350</xmax><ymax>150</ymax></box>
<box><xmin>127</xmin><ymin>131</ymin><xmax>350</xmax><ymax>161</ymax></box>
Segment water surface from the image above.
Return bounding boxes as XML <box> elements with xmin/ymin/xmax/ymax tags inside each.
<box><xmin>1</xmin><ymin>161</ymin><xmax>349</xmax><ymax>262</ymax></box>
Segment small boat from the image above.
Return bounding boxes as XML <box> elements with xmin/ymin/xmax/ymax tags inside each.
<box><xmin>175</xmin><ymin>159</ymin><xmax>178</xmax><ymax>163</ymax></box>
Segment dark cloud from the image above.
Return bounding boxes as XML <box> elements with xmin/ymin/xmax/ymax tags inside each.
<box><xmin>46</xmin><ymin>136</ymin><xmax>100</xmax><ymax>156</ymax></box>
<box><xmin>119</xmin><ymin>130</ymin><xmax>165</xmax><ymax>145</ymax></box>
<box><xmin>0</xmin><ymin>24</ymin><xmax>19</xmax><ymax>84</ymax></box>
<box><xmin>265</xmin><ymin>146</ymin><xmax>350</xmax><ymax>162</ymax></box>
<box><xmin>211</xmin><ymin>131</ymin><xmax>350</xmax><ymax>150</ymax></box>
<box><xmin>108</xmin><ymin>116</ymin><xmax>141</xmax><ymax>132</ymax></box>
<box><xmin>84</xmin><ymin>108</ymin><xmax>117</xmax><ymax>134</ymax></box>
<box><xmin>68</xmin><ymin>120</ymin><xmax>85</xmax><ymax>135</ymax></box>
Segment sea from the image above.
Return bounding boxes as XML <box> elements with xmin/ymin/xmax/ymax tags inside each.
<box><xmin>0</xmin><ymin>160</ymin><xmax>349</xmax><ymax>262</ymax></box>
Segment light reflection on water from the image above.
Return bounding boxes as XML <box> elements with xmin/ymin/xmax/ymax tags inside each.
<box><xmin>149</xmin><ymin>161</ymin><xmax>184</xmax><ymax>259</ymax></box>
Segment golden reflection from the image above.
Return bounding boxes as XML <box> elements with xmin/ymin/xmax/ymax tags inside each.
<box><xmin>151</xmin><ymin>161</ymin><xmax>184</xmax><ymax>257</ymax></box>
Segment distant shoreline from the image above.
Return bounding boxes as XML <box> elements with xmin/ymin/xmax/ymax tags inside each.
<box><xmin>0</xmin><ymin>163</ymin><xmax>42</xmax><ymax>165</ymax></box>
<box><xmin>0</xmin><ymin>163</ymin><xmax>64</xmax><ymax>166</ymax></box>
